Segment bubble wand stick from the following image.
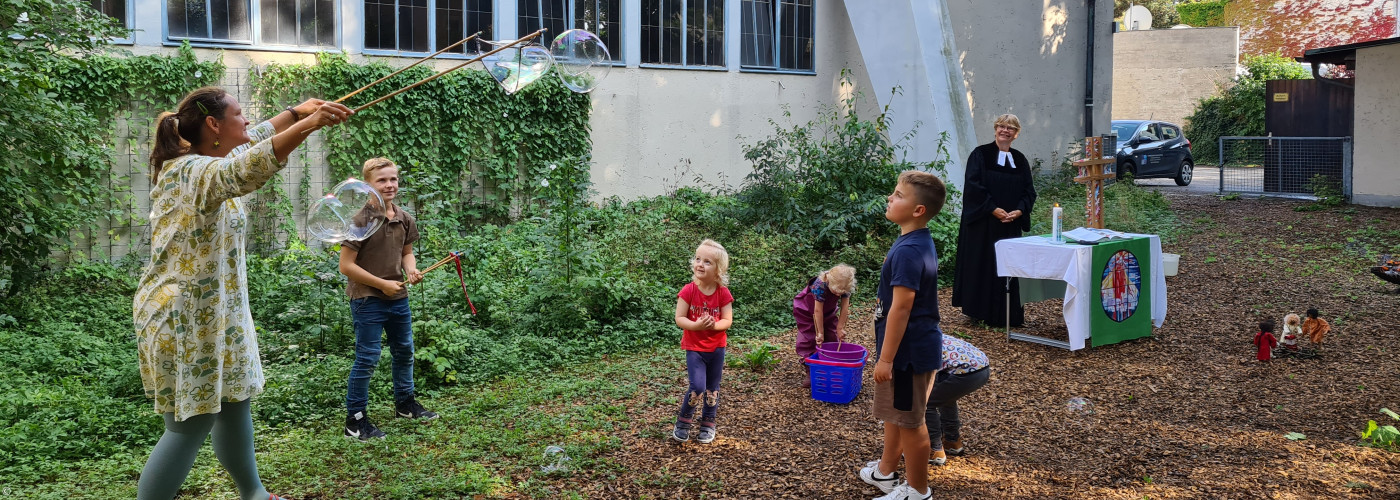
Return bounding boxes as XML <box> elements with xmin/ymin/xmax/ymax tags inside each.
<box><xmin>351</xmin><ymin>29</ymin><xmax>549</xmax><ymax>114</ymax></box>
<box><xmin>415</xmin><ymin>251</ymin><xmax>478</xmax><ymax>314</ymax></box>
<box><xmin>334</xmin><ymin>32</ymin><xmax>482</xmax><ymax>104</ymax></box>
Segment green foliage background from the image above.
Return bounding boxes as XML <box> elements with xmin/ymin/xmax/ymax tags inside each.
<box><xmin>1177</xmin><ymin>0</ymin><xmax>1230</xmax><ymax>27</ymax></box>
<box><xmin>0</xmin><ymin>0</ymin><xmax>223</xmax><ymax>292</ymax></box>
<box><xmin>252</xmin><ymin>53</ymin><xmax>593</xmax><ymax>233</ymax></box>
<box><xmin>1183</xmin><ymin>53</ymin><xmax>1312</xmax><ymax>164</ymax></box>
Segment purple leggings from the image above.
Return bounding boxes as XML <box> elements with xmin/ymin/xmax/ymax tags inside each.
<box><xmin>678</xmin><ymin>348</ymin><xmax>725</xmax><ymax>424</ymax></box>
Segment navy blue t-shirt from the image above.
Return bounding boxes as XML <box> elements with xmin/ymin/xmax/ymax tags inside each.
<box><xmin>873</xmin><ymin>227</ymin><xmax>943</xmax><ymax>373</ymax></box>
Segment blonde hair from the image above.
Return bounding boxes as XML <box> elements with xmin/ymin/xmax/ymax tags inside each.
<box><xmin>362</xmin><ymin>157</ymin><xmax>397</xmax><ymax>181</ymax></box>
<box><xmin>694</xmin><ymin>239</ymin><xmax>730</xmax><ymax>286</ymax></box>
<box><xmin>994</xmin><ymin>113</ymin><xmax>1022</xmax><ymax>131</ymax></box>
<box><xmin>824</xmin><ymin>264</ymin><xmax>856</xmax><ymax>296</ymax></box>
<box><xmin>1284</xmin><ymin>313</ymin><xmax>1301</xmax><ymax>326</ymax></box>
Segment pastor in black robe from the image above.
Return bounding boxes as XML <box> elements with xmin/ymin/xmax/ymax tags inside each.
<box><xmin>951</xmin><ymin>142</ymin><xmax>1036</xmax><ymax>327</ymax></box>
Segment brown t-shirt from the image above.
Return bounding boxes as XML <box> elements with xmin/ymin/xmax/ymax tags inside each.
<box><xmin>343</xmin><ymin>204</ymin><xmax>419</xmax><ymax>300</ymax></box>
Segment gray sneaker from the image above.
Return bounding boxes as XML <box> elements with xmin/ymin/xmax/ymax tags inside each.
<box><xmin>696</xmin><ymin>423</ymin><xmax>716</xmax><ymax>444</ymax></box>
<box><xmin>671</xmin><ymin>419</ymin><xmax>692</xmax><ymax>442</ymax></box>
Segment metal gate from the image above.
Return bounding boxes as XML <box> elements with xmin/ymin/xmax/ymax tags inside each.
<box><xmin>1216</xmin><ymin>137</ymin><xmax>1352</xmax><ymax>198</ymax></box>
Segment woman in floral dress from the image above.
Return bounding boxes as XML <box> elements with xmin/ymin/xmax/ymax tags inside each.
<box><xmin>133</xmin><ymin>86</ymin><xmax>350</xmax><ymax>500</ymax></box>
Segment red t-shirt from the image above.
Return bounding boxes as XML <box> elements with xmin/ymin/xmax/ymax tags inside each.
<box><xmin>678</xmin><ymin>282</ymin><xmax>733</xmax><ymax>352</ymax></box>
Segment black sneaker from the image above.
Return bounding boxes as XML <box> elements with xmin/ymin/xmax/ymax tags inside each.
<box><xmin>395</xmin><ymin>397</ymin><xmax>439</xmax><ymax>420</ymax></box>
<box><xmin>344</xmin><ymin>411</ymin><xmax>386</xmax><ymax>441</ymax></box>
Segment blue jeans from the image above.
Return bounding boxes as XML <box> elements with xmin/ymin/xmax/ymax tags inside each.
<box><xmin>677</xmin><ymin>348</ymin><xmax>725</xmax><ymax>424</ymax></box>
<box><xmin>346</xmin><ymin>296</ymin><xmax>416</xmax><ymax>415</ymax></box>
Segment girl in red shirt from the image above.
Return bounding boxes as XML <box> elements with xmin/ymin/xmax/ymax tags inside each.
<box><xmin>671</xmin><ymin>239</ymin><xmax>734</xmax><ymax>444</ymax></box>
<box><xmin>1254</xmin><ymin>321</ymin><xmax>1277</xmax><ymax>362</ymax></box>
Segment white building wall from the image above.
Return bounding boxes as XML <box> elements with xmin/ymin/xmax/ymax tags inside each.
<box><xmin>110</xmin><ymin>0</ymin><xmax>1111</xmax><ymax>202</ymax></box>
<box><xmin>1351</xmin><ymin>44</ymin><xmax>1400</xmax><ymax>207</ymax></box>
<box><xmin>588</xmin><ymin>0</ymin><xmax>874</xmax><ymax>199</ymax></box>
<box><xmin>945</xmin><ymin>0</ymin><xmax>1115</xmax><ymax>170</ymax></box>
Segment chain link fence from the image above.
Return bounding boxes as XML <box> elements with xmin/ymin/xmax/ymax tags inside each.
<box><xmin>1216</xmin><ymin>136</ymin><xmax>1352</xmax><ymax>199</ymax></box>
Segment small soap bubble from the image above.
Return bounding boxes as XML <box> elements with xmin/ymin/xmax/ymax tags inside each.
<box><xmin>540</xmin><ymin>445</ymin><xmax>570</xmax><ymax>473</ymax></box>
<box><xmin>1066</xmin><ymin>396</ymin><xmax>1094</xmax><ymax>414</ymax></box>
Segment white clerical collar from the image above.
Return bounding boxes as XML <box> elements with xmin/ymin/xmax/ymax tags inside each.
<box><xmin>997</xmin><ymin>150</ymin><xmax>1015</xmax><ymax>168</ymax></box>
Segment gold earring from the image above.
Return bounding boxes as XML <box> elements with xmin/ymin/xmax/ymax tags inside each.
<box><xmin>213</xmin><ymin>139</ymin><xmax>220</xmax><ymax>148</ymax></box>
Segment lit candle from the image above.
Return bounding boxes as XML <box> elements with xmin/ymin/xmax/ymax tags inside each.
<box><xmin>1052</xmin><ymin>204</ymin><xmax>1063</xmax><ymax>243</ymax></box>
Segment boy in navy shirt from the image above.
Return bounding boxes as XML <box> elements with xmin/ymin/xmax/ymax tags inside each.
<box><xmin>858</xmin><ymin>170</ymin><xmax>947</xmax><ymax>500</ymax></box>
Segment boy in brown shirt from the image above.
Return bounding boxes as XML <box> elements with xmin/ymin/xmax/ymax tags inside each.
<box><xmin>340</xmin><ymin>158</ymin><xmax>437</xmax><ymax>441</ymax></box>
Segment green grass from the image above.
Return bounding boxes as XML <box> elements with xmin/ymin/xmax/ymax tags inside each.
<box><xmin>15</xmin><ymin>348</ymin><xmax>684</xmax><ymax>499</ymax></box>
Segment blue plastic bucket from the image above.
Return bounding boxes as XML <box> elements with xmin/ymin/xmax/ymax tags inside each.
<box><xmin>804</xmin><ymin>353</ymin><xmax>864</xmax><ymax>404</ymax></box>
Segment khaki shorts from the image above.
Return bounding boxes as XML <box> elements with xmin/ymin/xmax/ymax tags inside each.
<box><xmin>873</xmin><ymin>368</ymin><xmax>935</xmax><ymax>429</ymax></box>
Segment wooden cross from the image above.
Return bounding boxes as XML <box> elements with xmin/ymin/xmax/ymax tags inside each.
<box><xmin>1073</xmin><ymin>136</ymin><xmax>1116</xmax><ymax>229</ymax></box>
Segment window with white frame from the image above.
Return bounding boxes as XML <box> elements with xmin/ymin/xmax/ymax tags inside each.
<box><xmin>260</xmin><ymin>0</ymin><xmax>336</xmax><ymax>46</ymax></box>
<box><xmin>168</xmin><ymin>0</ymin><xmax>253</xmax><ymax>42</ymax></box>
<box><xmin>365</xmin><ymin>0</ymin><xmax>491</xmax><ymax>53</ymax></box>
<box><xmin>436</xmin><ymin>0</ymin><xmax>494</xmax><ymax>52</ymax></box>
<box><xmin>518</xmin><ymin>0</ymin><xmax>620</xmax><ymax>62</ymax></box>
<box><xmin>90</xmin><ymin>0</ymin><xmax>129</xmax><ymax>30</ymax></box>
<box><xmin>741</xmin><ymin>0</ymin><xmax>813</xmax><ymax>71</ymax></box>
<box><xmin>641</xmin><ymin>0</ymin><xmax>723</xmax><ymax>66</ymax></box>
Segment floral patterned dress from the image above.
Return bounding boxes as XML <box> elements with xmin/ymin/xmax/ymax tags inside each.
<box><xmin>133</xmin><ymin>122</ymin><xmax>282</xmax><ymax>421</ymax></box>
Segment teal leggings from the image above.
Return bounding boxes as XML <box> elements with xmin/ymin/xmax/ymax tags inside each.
<box><xmin>137</xmin><ymin>399</ymin><xmax>269</xmax><ymax>500</ymax></box>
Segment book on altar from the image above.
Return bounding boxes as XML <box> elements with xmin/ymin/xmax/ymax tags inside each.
<box><xmin>1062</xmin><ymin>227</ymin><xmax>1131</xmax><ymax>244</ymax></box>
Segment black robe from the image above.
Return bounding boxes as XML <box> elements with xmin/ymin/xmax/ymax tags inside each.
<box><xmin>951</xmin><ymin>143</ymin><xmax>1036</xmax><ymax>327</ymax></box>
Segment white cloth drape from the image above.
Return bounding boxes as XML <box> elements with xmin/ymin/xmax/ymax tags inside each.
<box><xmin>994</xmin><ymin>234</ymin><xmax>1167</xmax><ymax>350</ymax></box>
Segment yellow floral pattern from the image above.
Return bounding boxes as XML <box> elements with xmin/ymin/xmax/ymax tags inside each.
<box><xmin>133</xmin><ymin>122</ymin><xmax>283</xmax><ymax>421</ymax></box>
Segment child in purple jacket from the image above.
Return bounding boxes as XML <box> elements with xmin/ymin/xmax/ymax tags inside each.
<box><xmin>792</xmin><ymin>264</ymin><xmax>856</xmax><ymax>387</ymax></box>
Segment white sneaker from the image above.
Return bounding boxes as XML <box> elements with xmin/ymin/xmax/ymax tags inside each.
<box><xmin>859</xmin><ymin>460</ymin><xmax>900</xmax><ymax>493</ymax></box>
<box><xmin>874</xmin><ymin>482</ymin><xmax>932</xmax><ymax>500</ymax></box>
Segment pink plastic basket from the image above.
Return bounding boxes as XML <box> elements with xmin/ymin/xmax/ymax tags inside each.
<box><xmin>816</xmin><ymin>342</ymin><xmax>867</xmax><ymax>363</ymax></box>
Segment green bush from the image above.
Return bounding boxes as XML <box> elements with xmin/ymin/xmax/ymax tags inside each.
<box><xmin>0</xmin><ymin>261</ymin><xmax>158</xmax><ymax>480</ymax></box>
<box><xmin>1184</xmin><ymin>53</ymin><xmax>1311</xmax><ymax>164</ymax></box>
<box><xmin>1177</xmin><ymin>0</ymin><xmax>1229</xmax><ymax>27</ymax></box>
<box><xmin>735</xmin><ymin>75</ymin><xmax>961</xmax><ymax>276</ymax></box>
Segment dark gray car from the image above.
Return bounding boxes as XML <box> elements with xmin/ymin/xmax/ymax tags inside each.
<box><xmin>1111</xmin><ymin>120</ymin><xmax>1194</xmax><ymax>186</ymax></box>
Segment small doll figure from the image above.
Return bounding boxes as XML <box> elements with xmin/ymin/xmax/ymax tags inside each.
<box><xmin>1253</xmin><ymin>321</ymin><xmax>1277</xmax><ymax>362</ymax></box>
<box><xmin>1280</xmin><ymin>313</ymin><xmax>1302</xmax><ymax>351</ymax></box>
<box><xmin>1302</xmin><ymin>308</ymin><xmax>1330</xmax><ymax>349</ymax></box>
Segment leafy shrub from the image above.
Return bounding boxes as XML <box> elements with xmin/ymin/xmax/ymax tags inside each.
<box><xmin>1177</xmin><ymin>0</ymin><xmax>1229</xmax><ymax>27</ymax></box>
<box><xmin>1359</xmin><ymin>408</ymin><xmax>1399</xmax><ymax>451</ymax></box>
<box><xmin>0</xmin><ymin>261</ymin><xmax>157</xmax><ymax>479</ymax></box>
<box><xmin>735</xmin><ymin>75</ymin><xmax>961</xmax><ymax>277</ymax></box>
<box><xmin>729</xmin><ymin>343</ymin><xmax>781</xmax><ymax>373</ymax></box>
<box><xmin>1184</xmin><ymin>53</ymin><xmax>1311</xmax><ymax>164</ymax></box>
<box><xmin>1300</xmin><ymin>174</ymin><xmax>1346</xmax><ymax>209</ymax></box>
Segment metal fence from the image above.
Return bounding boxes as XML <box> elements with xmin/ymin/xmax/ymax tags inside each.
<box><xmin>1216</xmin><ymin>136</ymin><xmax>1352</xmax><ymax>198</ymax></box>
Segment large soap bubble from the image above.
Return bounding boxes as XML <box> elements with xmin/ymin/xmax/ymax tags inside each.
<box><xmin>550</xmin><ymin>29</ymin><xmax>611</xmax><ymax>93</ymax></box>
<box><xmin>307</xmin><ymin>178</ymin><xmax>385</xmax><ymax>243</ymax></box>
<box><xmin>483</xmin><ymin>43</ymin><xmax>553</xmax><ymax>95</ymax></box>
